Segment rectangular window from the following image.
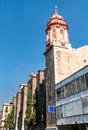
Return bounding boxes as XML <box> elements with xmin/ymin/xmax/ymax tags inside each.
<box><xmin>71</xmin><ymin>80</ymin><xmax>76</xmax><ymax>95</ymax></box>
<box><xmin>5</xmin><ymin>107</ymin><xmax>8</xmax><ymax>113</ymax></box>
<box><xmin>56</xmin><ymin>107</ymin><xmax>59</xmax><ymax>118</ymax></box>
<box><xmin>66</xmin><ymin>84</ymin><xmax>70</xmax><ymax>96</ymax></box>
<box><xmin>82</xmin><ymin>96</ymin><xmax>88</xmax><ymax>114</ymax></box>
<box><xmin>56</xmin><ymin>89</ymin><xmax>61</xmax><ymax>100</ymax></box>
<box><xmin>85</xmin><ymin>73</ymin><xmax>88</xmax><ymax>88</ymax></box>
<box><xmin>56</xmin><ymin>105</ymin><xmax>63</xmax><ymax>118</ymax></box>
<box><xmin>61</xmin><ymin>87</ymin><xmax>64</xmax><ymax>99</ymax></box>
<box><xmin>80</xmin><ymin>75</ymin><xmax>86</xmax><ymax>91</ymax></box>
<box><xmin>64</xmin><ymin>84</ymin><xmax>68</xmax><ymax>97</ymax></box>
<box><xmin>76</xmin><ymin>78</ymin><xmax>81</xmax><ymax>93</ymax></box>
<box><xmin>69</xmin><ymin>82</ymin><xmax>73</xmax><ymax>96</ymax></box>
<box><xmin>67</xmin><ymin>83</ymin><xmax>72</xmax><ymax>96</ymax></box>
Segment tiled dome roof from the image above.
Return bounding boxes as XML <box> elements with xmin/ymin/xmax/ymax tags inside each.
<box><xmin>46</xmin><ymin>8</ymin><xmax>69</xmax><ymax>33</ymax></box>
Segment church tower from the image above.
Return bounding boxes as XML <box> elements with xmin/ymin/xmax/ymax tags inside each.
<box><xmin>44</xmin><ymin>7</ymin><xmax>72</xmax><ymax>130</ymax></box>
<box><xmin>44</xmin><ymin>7</ymin><xmax>88</xmax><ymax>130</ymax></box>
<box><xmin>46</xmin><ymin>7</ymin><xmax>71</xmax><ymax>51</ymax></box>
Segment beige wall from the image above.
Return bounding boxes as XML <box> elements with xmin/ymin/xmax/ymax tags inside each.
<box><xmin>15</xmin><ymin>92</ymin><xmax>21</xmax><ymax>130</ymax></box>
<box><xmin>21</xmin><ymin>85</ymin><xmax>28</xmax><ymax>130</ymax></box>
<box><xmin>54</xmin><ymin>45</ymin><xmax>88</xmax><ymax>84</ymax></box>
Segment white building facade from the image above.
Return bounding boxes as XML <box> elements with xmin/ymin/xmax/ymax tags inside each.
<box><xmin>0</xmin><ymin>103</ymin><xmax>12</xmax><ymax>130</ymax></box>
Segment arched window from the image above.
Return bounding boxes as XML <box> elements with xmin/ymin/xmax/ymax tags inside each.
<box><xmin>60</xmin><ymin>28</ymin><xmax>64</xmax><ymax>40</ymax></box>
<box><xmin>52</xmin><ymin>28</ymin><xmax>57</xmax><ymax>39</ymax></box>
<box><xmin>5</xmin><ymin>106</ymin><xmax>8</xmax><ymax>113</ymax></box>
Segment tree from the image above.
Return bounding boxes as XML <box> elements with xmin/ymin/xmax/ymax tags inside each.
<box><xmin>25</xmin><ymin>89</ymin><xmax>37</xmax><ymax>127</ymax></box>
<box><xmin>32</xmin><ymin>90</ymin><xmax>36</xmax><ymax>125</ymax></box>
<box><xmin>25</xmin><ymin>89</ymin><xmax>32</xmax><ymax>127</ymax></box>
<box><xmin>4</xmin><ymin>106</ymin><xmax>14</xmax><ymax>129</ymax></box>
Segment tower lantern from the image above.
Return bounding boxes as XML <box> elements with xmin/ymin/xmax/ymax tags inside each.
<box><xmin>45</xmin><ymin>7</ymin><xmax>71</xmax><ymax>50</ymax></box>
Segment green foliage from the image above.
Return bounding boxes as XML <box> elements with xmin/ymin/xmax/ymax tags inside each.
<box><xmin>25</xmin><ymin>89</ymin><xmax>37</xmax><ymax>127</ymax></box>
<box><xmin>4</xmin><ymin>106</ymin><xmax>14</xmax><ymax>129</ymax></box>
<box><xmin>36</xmin><ymin>88</ymin><xmax>46</xmax><ymax>127</ymax></box>
<box><xmin>25</xmin><ymin>89</ymin><xmax>32</xmax><ymax>126</ymax></box>
<box><xmin>25</xmin><ymin>87</ymin><xmax>46</xmax><ymax>128</ymax></box>
<box><xmin>32</xmin><ymin>91</ymin><xmax>36</xmax><ymax>125</ymax></box>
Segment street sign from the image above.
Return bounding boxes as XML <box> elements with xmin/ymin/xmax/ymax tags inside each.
<box><xmin>48</xmin><ymin>105</ymin><xmax>55</xmax><ymax>113</ymax></box>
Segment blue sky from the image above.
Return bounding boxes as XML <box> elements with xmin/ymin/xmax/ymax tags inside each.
<box><xmin>0</xmin><ymin>0</ymin><xmax>88</xmax><ymax>107</ymax></box>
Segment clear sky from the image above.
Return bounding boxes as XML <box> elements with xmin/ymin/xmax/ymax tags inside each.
<box><xmin>0</xmin><ymin>0</ymin><xmax>88</xmax><ymax>107</ymax></box>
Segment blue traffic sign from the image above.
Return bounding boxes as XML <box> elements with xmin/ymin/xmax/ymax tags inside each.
<box><xmin>48</xmin><ymin>105</ymin><xmax>55</xmax><ymax>113</ymax></box>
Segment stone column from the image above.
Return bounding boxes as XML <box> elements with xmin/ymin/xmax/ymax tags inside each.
<box><xmin>21</xmin><ymin>85</ymin><xmax>28</xmax><ymax>130</ymax></box>
<box><xmin>15</xmin><ymin>92</ymin><xmax>21</xmax><ymax>130</ymax></box>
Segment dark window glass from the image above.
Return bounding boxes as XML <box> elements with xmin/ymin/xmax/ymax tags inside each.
<box><xmin>65</xmin><ymin>84</ymin><xmax>68</xmax><ymax>97</ymax></box>
<box><xmin>80</xmin><ymin>75</ymin><xmax>86</xmax><ymax>91</ymax></box>
<box><xmin>57</xmin><ymin>89</ymin><xmax>61</xmax><ymax>100</ymax></box>
<box><xmin>68</xmin><ymin>82</ymin><xmax>73</xmax><ymax>96</ymax></box>
<box><xmin>67</xmin><ymin>83</ymin><xmax>72</xmax><ymax>96</ymax></box>
<box><xmin>76</xmin><ymin>78</ymin><xmax>81</xmax><ymax>93</ymax></box>
<box><xmin>61</xmin><ymin>87</ymin><xmax>64</xmax><ymax>98</ymax></box>
<box><xmin>85</xmin><ymin>73</ymin><xmax>88</xmax><ymax>88</ymax></box>
<box><xmin>5</xmin><ymin>107</ymin><xmax>8</xmax><ymax>113</ymax></box>
<box><xmin>70</xmin><ymin>80</ymin><xmax>76</xmax><ymax>95</ymax></box>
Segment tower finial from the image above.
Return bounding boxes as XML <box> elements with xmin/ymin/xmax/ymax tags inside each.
<box><xmin>54</xmin><ymin>5</ymin><xmax>58</xmax><ymax>15</ymax></box>
<box><xmin>55</xmin><ymin>5</ymin><xmax>58</xmax><ymax>10</ymax></box>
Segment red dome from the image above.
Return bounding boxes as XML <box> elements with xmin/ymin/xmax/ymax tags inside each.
<box><xmin>46</xmin><ymin>9</ymin><xmax>69</xmax><ymax>33</ymax></box>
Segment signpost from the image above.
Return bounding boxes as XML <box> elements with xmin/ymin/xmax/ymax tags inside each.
<box><xmin>48</xmin><ymin>105</ymin><xmax>55</xmax><ymax>113</ymax></box>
